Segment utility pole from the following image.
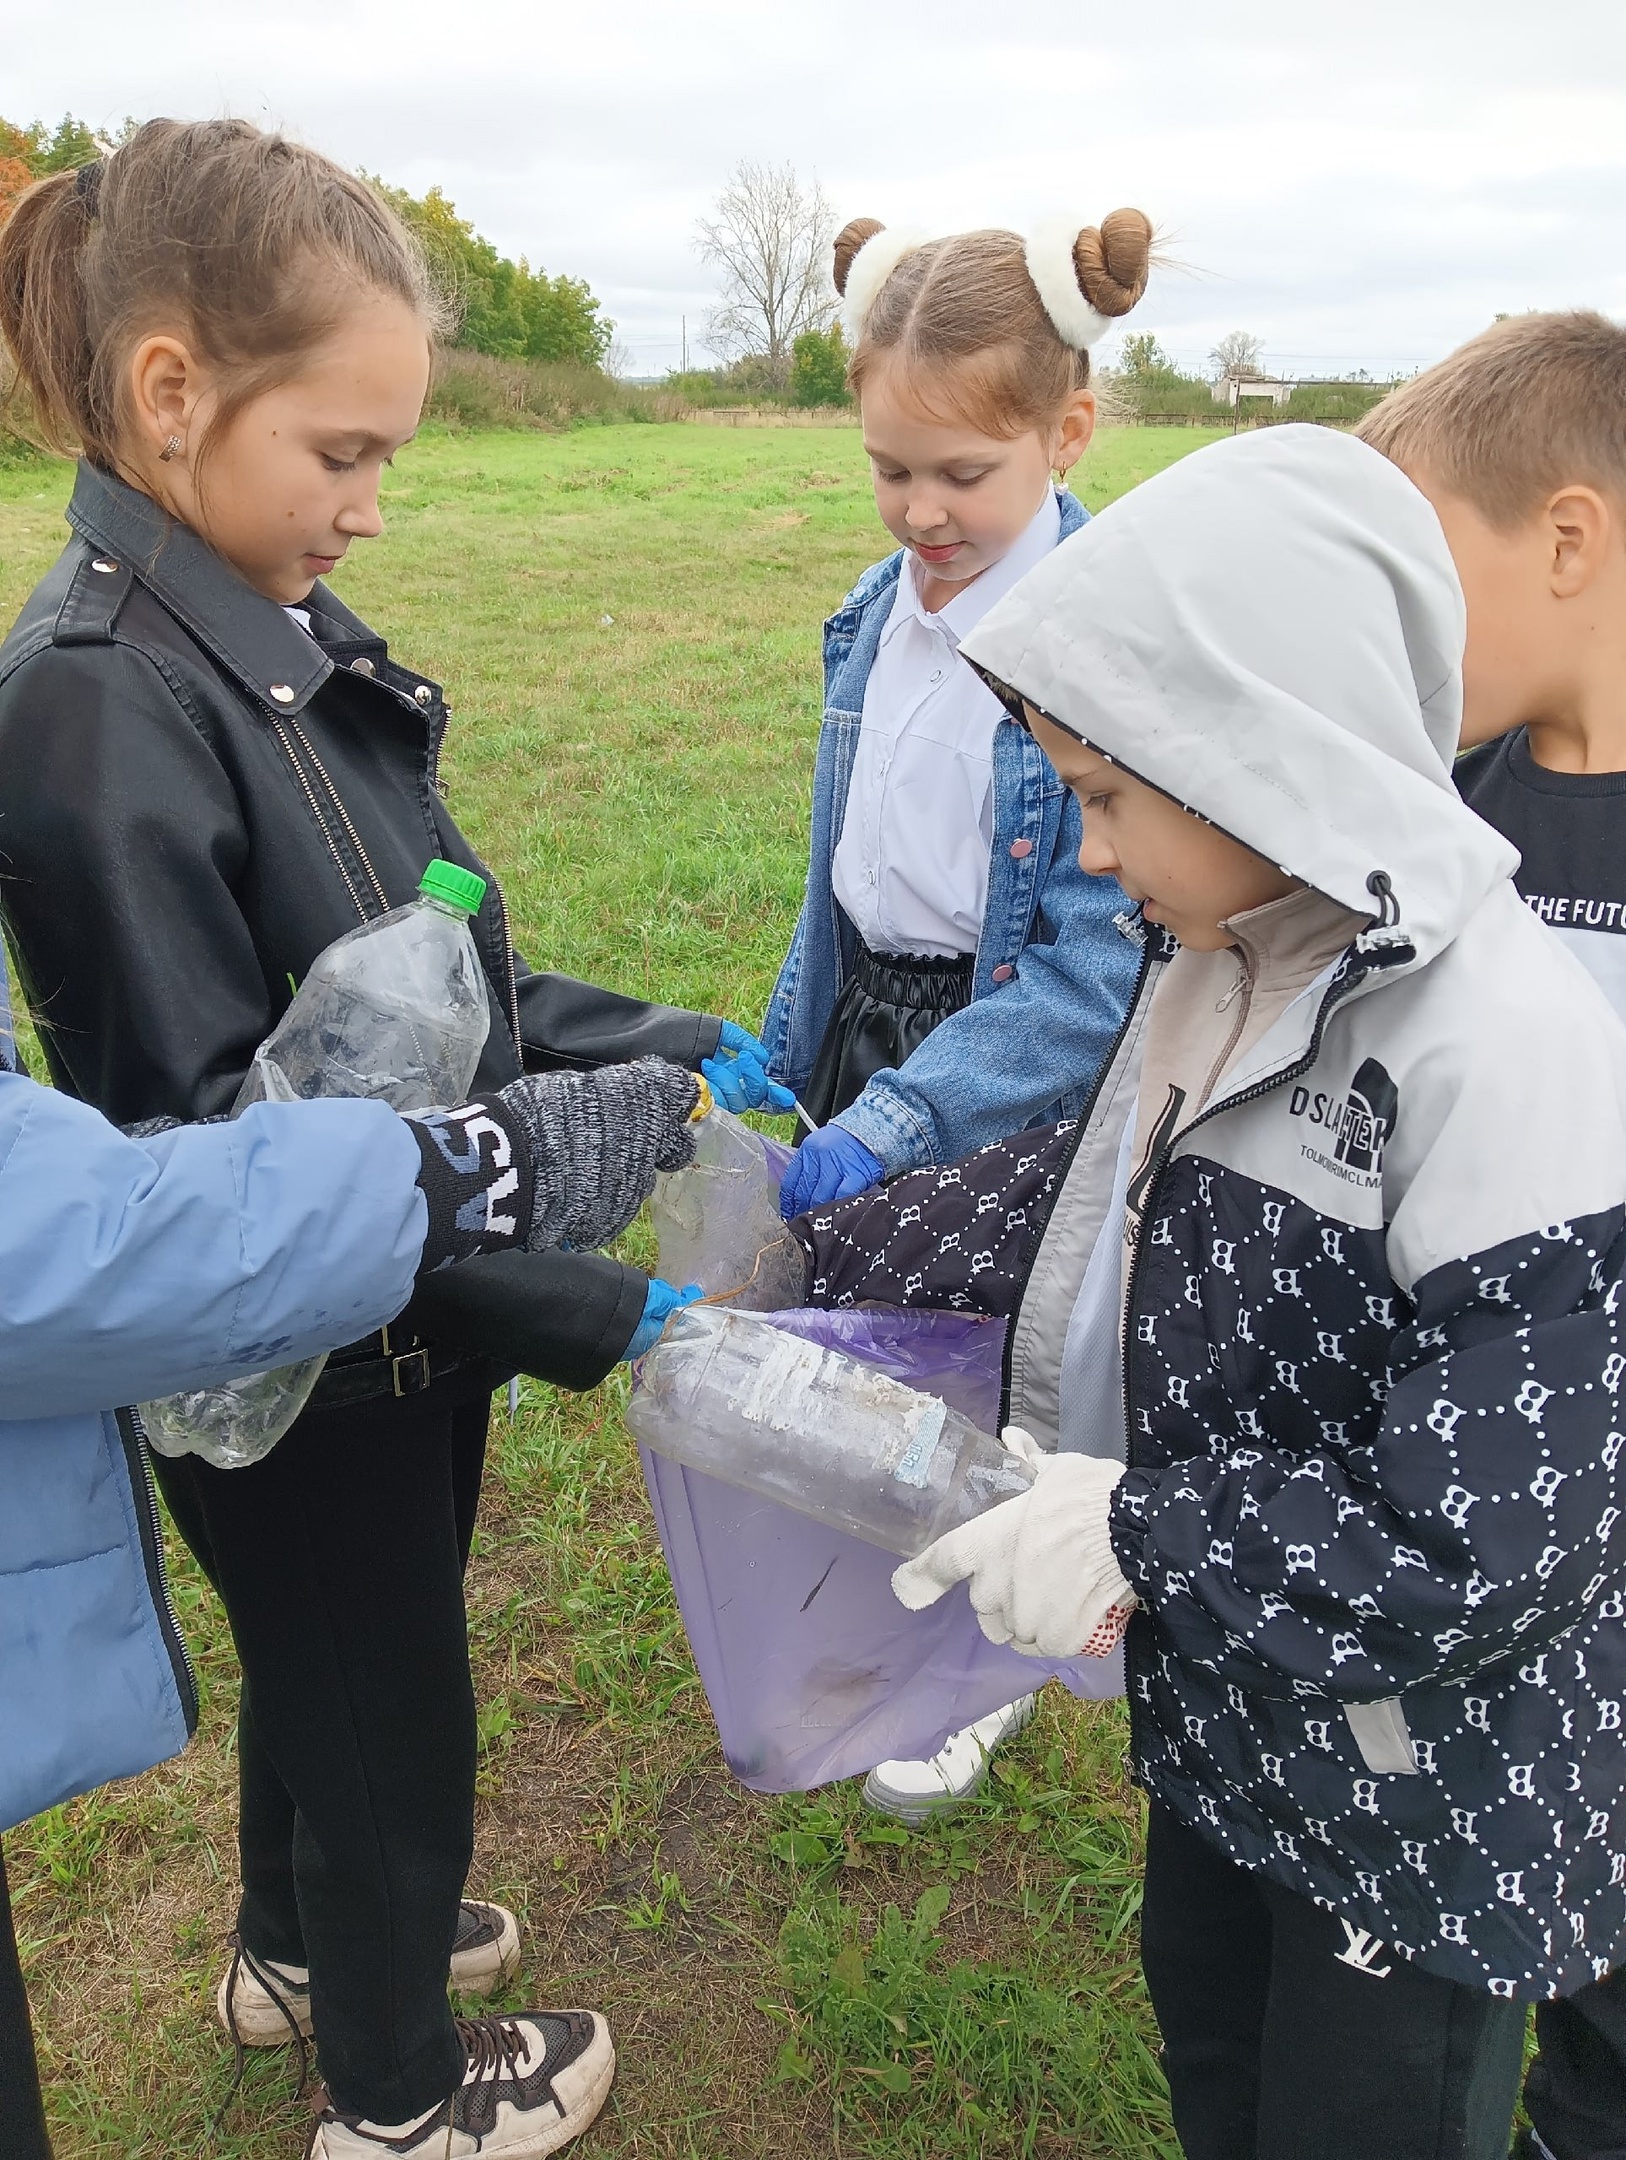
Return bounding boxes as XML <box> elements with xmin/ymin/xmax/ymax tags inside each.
<box><xmin>681</xmin><ymin>314</ymin><xmax>688</xmax><ymax>372</ymax></box>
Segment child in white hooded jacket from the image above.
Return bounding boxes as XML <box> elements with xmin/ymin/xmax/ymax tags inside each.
<box><xmin>857</xmin><ymin>425</ymin><xmax>1626</xmax><ymax>2160</ymax></box>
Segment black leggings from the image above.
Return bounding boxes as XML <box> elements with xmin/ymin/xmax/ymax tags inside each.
<box><xmin>0</xmin><ymin>1840</ymin><xmax>51</xmax><ymax>2160</ymax></box>
<box><xmin>153</xmin><ymin>1381</ymin><xmax>491</xmax><ymax>2125</ymax></box>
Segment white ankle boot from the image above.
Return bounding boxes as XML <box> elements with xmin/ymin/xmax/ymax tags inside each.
<box><xmin>862</xmin><ymin>1695</ymin><xmax>1037</xmax><ymax>1823</ymax></box>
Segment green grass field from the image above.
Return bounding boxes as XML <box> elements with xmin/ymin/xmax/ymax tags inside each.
<box><xmin>0</xmin><ymin>421</ymin><xmax>1230</xmax><ymax>2160</ymax></box>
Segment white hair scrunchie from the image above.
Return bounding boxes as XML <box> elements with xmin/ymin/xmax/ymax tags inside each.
<box><xmin>840</xmin><ymin>226</ymin><xmax>930</xmax><ymax>345</ymax></box>
<box><xmin>1022</xmin><ymin>213</ymin><xmax>1116</xmax><ymax>351</ymax></box>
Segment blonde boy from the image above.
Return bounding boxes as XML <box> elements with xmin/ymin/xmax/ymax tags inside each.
<box><xmin>1360</xmin><ymin>308</ymin><xmax>1626</xmax><ymax>2160</ymax></box>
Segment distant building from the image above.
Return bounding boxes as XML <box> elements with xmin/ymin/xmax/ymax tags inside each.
<box><xmin>1212</xmin><ymin>375</ymin><xmax>1295</xmax><ymax>409</ymax></box>
<box><xmin>1211</xmin><ymin>375</ymin><xmax>1386</xmax><ymax>409</ymax></box>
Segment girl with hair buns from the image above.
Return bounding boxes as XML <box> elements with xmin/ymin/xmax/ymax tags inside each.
<box><xmin>762</xmin><ymin>208</ymin><xmax>1153</xmax><ymax>1820</ymax></box>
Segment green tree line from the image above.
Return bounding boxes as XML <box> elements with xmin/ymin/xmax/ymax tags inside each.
<box><xmin>0</xmin><ymin>115</ymin><xmax>611</xmax><ymax>370</ymax></box>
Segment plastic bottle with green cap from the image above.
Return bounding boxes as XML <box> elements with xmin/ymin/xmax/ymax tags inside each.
<box><xmin>417</xmin><ymin>858</ymin><xmax>488</xmax><ymax>917</ymax></box>
<box><xmin>141</xmin><ymin>859</ymin><xmax>494</xmax><ymax>1469</ymax></box>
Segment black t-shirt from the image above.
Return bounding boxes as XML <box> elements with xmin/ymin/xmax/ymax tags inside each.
<box><xmin>1456</xmin><ymin>727</ymin><xmax>1626</xmax><ymax>1022</ymax></box>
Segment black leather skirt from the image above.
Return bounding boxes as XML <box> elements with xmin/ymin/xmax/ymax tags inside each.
<box><xmin>802</xmin><ymin>936</ymin><xmax>975</xmax><ymax>1124</ymax></box>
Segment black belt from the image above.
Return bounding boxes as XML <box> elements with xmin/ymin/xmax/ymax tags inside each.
<box><xmin>310</xmin><ymin>1324</ymin><xmax>471</xmax><ymax>1408</ymax></box>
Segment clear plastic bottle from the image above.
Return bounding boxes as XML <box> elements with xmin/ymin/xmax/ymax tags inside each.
<box><xmin>233</xmin><ymin>861</ymin><xmax>492</xmax><ymax>1114</ymax></box>
<box><xmin>140</xmin><ymin>861</ymin><xmax>492</xmax><ymax>1469</ymax></box>
<box><xmin>626</xmin><ymin>1305</ymin><xmax>1034</xmax><ymax>1557</ymax></box>
<box><xmin>650</xmin><ymin>1099</ymin><xmax>803</xmax><ymax>1309</ymax></box>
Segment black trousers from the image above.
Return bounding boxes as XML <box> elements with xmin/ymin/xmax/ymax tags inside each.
<box><xmin>153</xmin><ymin>1381</ymin><xmax>492</xmax><ymax>2124</ymax></box>
<box><xmin>1522</xmin><ymin>1968</ymin><xmax>1626</xmax><ymax>2160</ymax></box>
<box><xmin>1139</xmin><ymin>1804</ymin><xmax>1527</xmax><ymax>2160</ymax></box>
<box><xmin>0</xmin><ymin>1842</ymin><xmax>51</xmax><ymax>2160</ymax></box>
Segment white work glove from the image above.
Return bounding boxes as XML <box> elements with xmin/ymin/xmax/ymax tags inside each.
<box><xmin>891</xmin><ymin>1427</ymin><xmax>1137</xmax><ymax>1659</ymax></box>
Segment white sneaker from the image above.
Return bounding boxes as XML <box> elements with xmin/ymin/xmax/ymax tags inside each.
<box><xmin>305</xmin><ymin>2010</ymin><xmax>615</xmax><ymax>2157</ymax></box>
<box><xmin>216</xmin><ymin>1899</ymin><xmax>522</xmax><ymax>2046</ymax></box>
<box><xmin>862</xmin><ymin>1695</ymin><xmax>1037</xmax><ymax>1824</ymax></box>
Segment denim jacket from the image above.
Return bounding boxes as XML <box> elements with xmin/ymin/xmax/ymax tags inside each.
<box><xmin>761</xmin><ymin>490</ymin><xmax>1142</xmax><ymax>1172</ymax></box>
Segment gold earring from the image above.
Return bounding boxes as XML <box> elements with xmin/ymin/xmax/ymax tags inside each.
<box><xmin>159</xmin><ymin>435</ymin><xmax>183</xmax><ymax>462</ymax></box>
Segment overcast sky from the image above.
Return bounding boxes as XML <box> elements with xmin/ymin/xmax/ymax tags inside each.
<box><xmin>8</xmin><ymin>0</ymin><xmax>1625</xmax><ymax>380</ymax></box>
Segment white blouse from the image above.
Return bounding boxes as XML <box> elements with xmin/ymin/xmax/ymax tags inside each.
<box><xmin>831</xmin><ymin>490</ymin><xmax>1062</xmax><ymax>959</ymax></box>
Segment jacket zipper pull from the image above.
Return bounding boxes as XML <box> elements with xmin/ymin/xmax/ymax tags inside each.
<box><xmin>1216</xmin><ymin>959</ymin><xmax>1248</xmax><ymax>1013</ymax></box>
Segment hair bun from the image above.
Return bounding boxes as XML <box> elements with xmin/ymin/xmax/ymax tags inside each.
<box><xmin>1072</xmin><ymin>208</ymin><xmax>1153</xmax><ymax>319</ymax></box>
<box><xmin>833</xmin><ymin>218</ymin><xmax>886</xmax><ymax>298</ymax></box>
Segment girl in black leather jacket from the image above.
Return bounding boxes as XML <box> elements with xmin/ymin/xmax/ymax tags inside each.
<box><xmin>0</xmin><ymin>120</ymin><xmax>781</xmax><ymax>2155</ymax></box>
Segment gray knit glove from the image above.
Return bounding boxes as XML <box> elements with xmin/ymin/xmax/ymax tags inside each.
<box><xmin>496</xmin><ymin>1057</ymin><xmax>700</xmax><ymax>1253</ymax></box>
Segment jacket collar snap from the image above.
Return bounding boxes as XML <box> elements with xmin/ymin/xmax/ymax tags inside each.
<box><xmin>66</xmin><ymin>462</ymin><xmax>335</xmax><ymax>717</ymax></box>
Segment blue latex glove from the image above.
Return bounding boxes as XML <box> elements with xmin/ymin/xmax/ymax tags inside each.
<box><xmin>624</xmin><ymin>1277</ymin><xmax>703</xmax><ymax>1362</ymax></box>
<box><xmin>779</xmin><ymin>1127</ymin><xmax>886</xmax><ymax>1219</ymax></box>
<box><xmin>701</xmin><ymin>1020</ymin><xmax>796</xmax><ymax>1116</ymax></box>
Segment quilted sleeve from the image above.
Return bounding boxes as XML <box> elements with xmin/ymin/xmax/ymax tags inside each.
<box><xmin>1110</xmin><ymin>1207</ymin><xmax>1626</xmax><ymax>1700</ymax></box>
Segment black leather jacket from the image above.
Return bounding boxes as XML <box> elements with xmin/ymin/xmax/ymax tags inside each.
<box><xmin>0</xmin><ymin>463</ymin><xmax>720</xmax><ymax>1391</ymax></box>
<box><xmin>0</xmin><ymin>462</ymin><xmax>721</xmax><ymax>1122</ymax></box>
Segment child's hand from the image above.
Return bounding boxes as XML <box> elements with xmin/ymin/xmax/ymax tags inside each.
<box><xmin>493</xmin><ymin>1058</ymin><xmax>700</xmax><ymax>1252</ymax></box>
<box><xmin>623</xmin><ymin>1277</ymin><xmax>702</xmax><ymax>1362</ymax></box>
<box><xmin>779</xmin><ymin>1126</ymin><xmax>886</xmax><ymax>1218</ymax></box>
<box><xmin>701</xmin><ymin>1021</ymin><xmax>797</xmax><ymax>1115</ymax></box>
<box><xmin>891</xmin><ymin>1428</ymin><xmax>1136</xmax><ymax>1659</ymax></box>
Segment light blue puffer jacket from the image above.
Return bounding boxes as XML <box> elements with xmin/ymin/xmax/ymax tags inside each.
<box><xmin>0</xmin><ymin>1052</ymin><xmax>434</xmax><ymax>1831</ymax></box>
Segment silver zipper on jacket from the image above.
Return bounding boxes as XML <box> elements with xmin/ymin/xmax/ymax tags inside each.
<box><xmin>1116</xmin><ymin>956</ymin><xmax>1374</xmax><ymax>1771</ymax></box>
<box><xmin>269</xmin><ymin>716</ymin><xmax>375</xmax><ymax>925</ymax></box>
<box><xmin>490</xmin><ymin>875</ymin><xmax>523</xmax><ymax>1062</ymax></box>
<box><xmin>118</xmin><ymin>1404</ymin><xmax>199</xmax><ymax>1732</ymax></box>
<box><xmin>1200</xmin><ymin>953</ymin><xmax>1255</xmax><ymax>1106</ymax></box>
<box><xmin>422</xmin><ymin>700</ymin><xmax>521</xmax><ymax>1059</ymax></box>
<box><xmin>274</xmin><ymin>676</ymin><xmax>523</xmax><ymax>1062</ymax></box>
<box><xmin>282</xmin><ymin>711</ymin><xmax>391</xmax><ymax>916</ymax></box>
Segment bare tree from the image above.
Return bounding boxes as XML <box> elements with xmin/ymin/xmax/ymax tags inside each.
<box><xmin>695</xmin><ymin>161</ymin><xmax>835</xmax><ymax>387</ymax></box>
<box><xmin>1209</xmin><ymin>329</ymin><xmax>1265</xmax><ymax>382</ymax></box>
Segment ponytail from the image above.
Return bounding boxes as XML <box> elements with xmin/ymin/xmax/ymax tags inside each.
<box><xmin>0</xmin><ymin>119</ymin><xmax>448</xmax><ymax>471</ymax></box>
<box><xmin>0</xmin><ymin>164</ymin><xmax>103</xmax><ymax>458</ymax></box>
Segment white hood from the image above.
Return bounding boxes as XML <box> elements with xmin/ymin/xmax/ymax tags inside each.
<box><xmin>960</xmin><ymin>426</ymin><xmax>1517</xmax><ymax>965</ymax></box>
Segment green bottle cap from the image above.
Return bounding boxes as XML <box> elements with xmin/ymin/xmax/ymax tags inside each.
<box><xmin>417</xmin><ymin>859</ymin><xmax>487</xmax><ymax>916</ymax></box>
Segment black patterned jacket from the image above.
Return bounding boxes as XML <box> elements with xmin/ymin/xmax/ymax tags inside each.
<box><xmin>802</xmin><ymin>887</ymin><xmax>1626</xmax><ymax>1999</ymax></box>
<box><xmin>968</xmin><ymin>425</ymin><xmax>1626</xmax><ymax>2001</ymax></box>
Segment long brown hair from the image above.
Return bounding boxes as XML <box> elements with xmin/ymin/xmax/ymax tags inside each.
<box><xmin>835</xmin><ymin>212</ymin><xmax>1153</xmax><ymax>439</ymax></box>
<box><xmin>0</xmin><ymin>118</ymin><xmax>447</xmax><ymax>470</ymax></box>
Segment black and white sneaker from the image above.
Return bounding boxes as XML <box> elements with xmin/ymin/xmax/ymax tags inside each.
<box><xmin>305</xmin><ymin>2011</ymin><xmax>615</xmax><ymax>2157</ymax></box>
<box><xmin>217</xmin><ymin>1899</ymin><xmax>522</xmax><ymax>2046</ymax></box>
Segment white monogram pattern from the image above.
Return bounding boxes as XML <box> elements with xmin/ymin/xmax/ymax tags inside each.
<box><xmin>795</xmin><ymin>1119</ymin><xmax>1078</xmax><ymax>1315</ymax></box>
<box><xmin>1115</xmin><ymin>1162</ymin><xmax>1626</xmax><ymax>2001</ymax></box>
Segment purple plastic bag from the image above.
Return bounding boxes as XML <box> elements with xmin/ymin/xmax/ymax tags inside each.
<box><xmin>638</xmin><ymin>1301</ymin><xmax>1123</xmax><ymax>1794</ymax></box>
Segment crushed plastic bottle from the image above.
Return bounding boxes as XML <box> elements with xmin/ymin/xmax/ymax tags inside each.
<box><xmin>650</xmin><ymin>1100</ymin><xmax>804</xmax><ymax>1309</ymax></box>
<box><xmin>234</xmin><ymin>862</ymin><xmax>491</xmax><ymax>1114</ymax></box>
<box><xmin>626</xmin><ymin>1305</ymin><xmax>1034</xmax><ymax>1557</ymax></box>
<box><xmin>140</xmin><ymin>861</ymin><xmax>492</xmax><ymax>1470</ymax></box>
